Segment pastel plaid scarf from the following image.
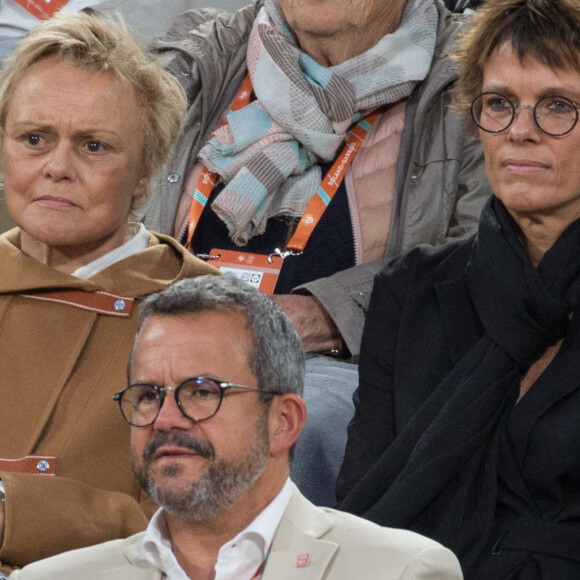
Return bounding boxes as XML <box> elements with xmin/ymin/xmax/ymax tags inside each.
<box><xmin>199</xmin><ymin>0</ymin><xmax>438</xmax><ymax>245</ymax></box>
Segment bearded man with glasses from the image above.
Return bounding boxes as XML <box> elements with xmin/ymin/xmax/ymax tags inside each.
<box><xmin>11</xmin><ymin>275</ymin><xmax>462</xmax><ymax>580</ymax></box>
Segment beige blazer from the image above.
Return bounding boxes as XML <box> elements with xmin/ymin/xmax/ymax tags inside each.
<box><xmin>9</xmin><ymin>485</ymin><xmax>463</xmax><ymax>579</ymax></box>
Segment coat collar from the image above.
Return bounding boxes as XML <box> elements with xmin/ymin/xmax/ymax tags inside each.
<box><xmin>0</xmin><ymin>229</ymin><xmax>96</xmax><ymax>294</ymax></box>
<box><xmin>505</xmin><ymin>313</ymin><xmax>580</xmax><ymax>460</ymax></box>
<box><xmin>433</xmin><ymin>237</ymin><xmax>481</xmax><ymax>366</ymax></box>
<box><xmin>0</xmin><ymin>230</ymin><xmax>216</xmax><ymax>457</ymax></box>
<box><xmin>119</xmin><ymin>485</ymin><xmax>338</xmax><ymax>580</ymax></box>
<box><xmin>0</xmin><ymin>228</ymin><xmax>215</xmax><ymax>298</ymax></box>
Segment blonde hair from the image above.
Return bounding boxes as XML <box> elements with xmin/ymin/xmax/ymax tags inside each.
<box><xmin>454</xmin><ymin>0</ymin><xmax>580</xmax><ymax>131</ymax></box>
<box><xmin>0</xmin><ymin>9</ymin><xmax>187</xmax><ymax>208</ymax></box>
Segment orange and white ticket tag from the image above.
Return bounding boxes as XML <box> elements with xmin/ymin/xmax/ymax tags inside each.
<box><xmin>208</xmin><ymin>249</ymin><xmax>283</xmax><ymax>295</ymax></box>
<box><xmin>13</xmin><ymin>0</ymin><xmax>70</xmax><ymax>20</ymax></box>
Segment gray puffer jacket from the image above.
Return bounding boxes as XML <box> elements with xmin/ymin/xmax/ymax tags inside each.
<box><xmin>143</xmin><ymin>0</ymin><xmax>491</xmax><ymax>358</ymax></box>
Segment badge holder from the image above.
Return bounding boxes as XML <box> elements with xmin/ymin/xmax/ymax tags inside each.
<box><xmin>207</xmin><ymin>249</ymin><xmax>283</xmax><ymax>295</ymax></box>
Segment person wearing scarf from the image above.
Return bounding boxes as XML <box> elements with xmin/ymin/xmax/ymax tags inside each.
<box><xmin>337</xmin><ymin>1</ymin><xmax>580</xmax><ymax>578</ymax></box>
<box><xmin>145</xmin><ymin>0</ymin><xmax>491</xmax><ymax>507</ymax></box>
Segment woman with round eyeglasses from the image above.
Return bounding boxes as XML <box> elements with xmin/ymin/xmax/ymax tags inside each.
<box><xmin>472</xmin><ymin>93</ymin><xmax>579</xmax><ymax>137</ymax></box>
<box><xmin>336</xmin><ymin>0</ymin><xmax>580</xmax><ymax>578</ymax></box>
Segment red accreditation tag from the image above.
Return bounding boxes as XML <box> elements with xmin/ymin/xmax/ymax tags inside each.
<box><xmin>13</xmin><ymin>0</ymin><xmax>70</xmax><ymax>20</ymax></box>
<box><xmin>208</xmin><ymin>249</ymin><xmax>283</xmax><ymax>295</ymax></box>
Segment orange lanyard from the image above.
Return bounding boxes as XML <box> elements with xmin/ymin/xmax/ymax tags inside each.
<box><xmin>185</xmin><ymin>75</ymin><xmax>376</xmax><ymax>253</ymax></box>
<box><xmin>285</xmin><ymin>112</ymin><xmax>377</xmax><ymax>252</ymax></box>
<box><xmin>185</xmin><ymin>74</ymin><xmax>253</xmax><ymax>251</ymax></box>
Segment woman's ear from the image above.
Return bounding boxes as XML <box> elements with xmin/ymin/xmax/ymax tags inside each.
<box><xmin>267</xmin><ymin>394</ymin><xmax>307</xmax><ymax>457</ymax></box>
<box><xmin>132</xmin><ymin>175</ymin><xmax>149</xmax><ymax>200</ymax></box>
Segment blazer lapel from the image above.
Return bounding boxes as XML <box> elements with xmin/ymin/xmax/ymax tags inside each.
<box><xmin>263</xmin><ymin>485</ymin><xmax>338</xmax><ymax>580</ymax></box>
<box><xmin>434</xmin><ymin>241</ymin><xmax>481</xmax><ymax>366</ymax></box>
<box><xmin>508</xmin><ymin>315</ymin><xmax>580</xmax><ymax>460</ymax></box>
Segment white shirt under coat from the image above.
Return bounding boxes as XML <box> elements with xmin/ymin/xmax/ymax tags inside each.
<box><xmin>140</xmin><ymin>478</ymin><xmax>293</xmax><ymax>580</ymax></box>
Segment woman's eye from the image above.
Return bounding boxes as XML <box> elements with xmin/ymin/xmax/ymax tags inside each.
<box><xmin>487</xmin><ymin>97</ymin><xmax>510</xmax><ymax>112</ymax></box>
<box><xmin>548</xmin><ymin>99</ymin><xmax>574</xmax><ymax>115</ymax></box>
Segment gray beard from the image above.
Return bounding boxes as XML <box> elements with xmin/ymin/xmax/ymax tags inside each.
<box><xmin>132</xmin><ymin>414</ymin><xmax>270</xmax><ymax>521</ymax></box>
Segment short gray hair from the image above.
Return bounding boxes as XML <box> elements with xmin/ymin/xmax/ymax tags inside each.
<box><xmin>135</xmin><ymin>275</ymin><xmax>305</xmax><ymax>399</ymax></box>
<box><xmin>0</xmin><ymin>9</ymin><xmax>186</xmax><ymax>213</ymax></box>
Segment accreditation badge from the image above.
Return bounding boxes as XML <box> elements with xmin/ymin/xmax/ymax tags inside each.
<box><xmin>207</xmin><ymin>249</ymin><xmax>282</xmax><ymax>295</ymax></box>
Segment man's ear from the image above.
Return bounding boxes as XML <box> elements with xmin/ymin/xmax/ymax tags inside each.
<box><xmin>268</xmin><ymin>394</ymin><xmax>307</xmax><ymax>457</ymax></box>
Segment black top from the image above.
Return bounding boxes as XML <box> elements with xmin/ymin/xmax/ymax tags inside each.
<box><xmin>337</xmin><ymin>197</ymin><xmax>580</xmax><ymax>579</ymax></box>
<box><xmin>186</xmin><ymin>159</ymin><xmax>355</xmax><ymax>294</ymax></box>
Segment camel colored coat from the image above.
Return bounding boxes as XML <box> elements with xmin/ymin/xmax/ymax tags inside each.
<box><xmin>0</xmin><ymin>229</ymin><xmax>217</xmax><ymax>571</ymax></box>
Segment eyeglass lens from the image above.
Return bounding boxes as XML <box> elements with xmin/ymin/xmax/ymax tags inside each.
<box><xmin>119</xmin><ymin>378</ymin><xmax>223</xmax><ymax>426</ymax></box>
<box><xmin>472</xmin><ymin>93</ymin><xmax>578</xmax><ymax>136</ymax></box>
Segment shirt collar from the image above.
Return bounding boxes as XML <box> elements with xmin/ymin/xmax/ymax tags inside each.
<box><xmin>140</xmin><ymin>478</ymin><xmax>293</xmax><ymax>580</ymax></box>
<box><xmin>218</xmin><ymin>477</ymin><xmax>292</xmax><ymax>559</ymax></box>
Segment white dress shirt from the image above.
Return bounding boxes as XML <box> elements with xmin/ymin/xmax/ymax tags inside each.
<box><xmin>140</xmin><ymin>478</ymin><xmax>293</xmax><ymax>580</ymax></box>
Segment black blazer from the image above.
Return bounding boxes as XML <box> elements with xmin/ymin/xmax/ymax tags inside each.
<box><xmin>337</xmin><ymin>238</ymin><xmax>580</xmax><ymax>579</ymax></box>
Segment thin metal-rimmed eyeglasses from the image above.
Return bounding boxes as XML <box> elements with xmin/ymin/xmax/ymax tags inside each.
<box><xmin>471</xmin><ymin>92</ymin><xmax>580</xmax><ymax>136</ymax></box>
<box><xmin>113</xmin><ymin>377</ymin><xmax>282</xmax><ymax>427</ymax></box>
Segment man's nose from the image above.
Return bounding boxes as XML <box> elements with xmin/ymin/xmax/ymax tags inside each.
<box><xmin>153</xmin><ymin>388</ymin><xmax>194</xmax><ymax>431</ymax></box>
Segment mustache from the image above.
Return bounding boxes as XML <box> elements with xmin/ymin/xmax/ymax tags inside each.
<box><xmin>142</xmin><ymin>432</ymin><xmax>216</xmax><ymax>464</ymax></box>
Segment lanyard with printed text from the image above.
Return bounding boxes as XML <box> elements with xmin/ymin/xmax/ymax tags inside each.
<box><xmin>284</xmin><ymin>111</ymin><xmax>377</xmax><ymax>252</ymax></box>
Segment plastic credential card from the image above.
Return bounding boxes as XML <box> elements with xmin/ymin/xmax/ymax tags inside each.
<box><xmin>208</xmin><ymin>249</ymin><xmax>283</xmax><ymax>295</ymax></box>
